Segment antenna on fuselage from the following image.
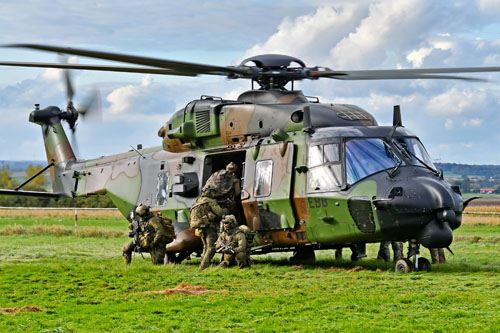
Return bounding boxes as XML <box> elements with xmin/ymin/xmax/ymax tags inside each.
<box><xmin>393</xmin><ymin>105</ymin><xmax>402</xmax><ymax>127</ymax></box>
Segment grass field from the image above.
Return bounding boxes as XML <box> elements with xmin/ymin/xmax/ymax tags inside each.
<box><xmin>0</xmin><ymin>208</ymin><xmax>499</xmax><ymax>332</ymax></box>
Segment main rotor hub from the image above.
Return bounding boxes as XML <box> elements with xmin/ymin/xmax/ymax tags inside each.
<box><xmin>237</xmin><ymin>54</ymin><xmax>311</xmax><ymax>90</ymax></box>
<box><xmin>240</xmin><ymin>54</ymin><xmax>306</xmax><ymax>69</ymax></box>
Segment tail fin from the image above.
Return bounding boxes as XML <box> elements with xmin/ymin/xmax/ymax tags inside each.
<box><xmin>30</xmin><ymin>105</ymin><xmax>77</xmax><ymax>194</ymax></box>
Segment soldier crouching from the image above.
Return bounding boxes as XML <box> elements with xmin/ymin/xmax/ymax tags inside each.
<box><xmin>216</xmin><ymin>215</ymin><xmax>250</xmax><ymax>269</ymax></box>
<box><xmin>122</xmin><ymin>204</ymin><xmax>175</xmax><ymax>265</ymax></box>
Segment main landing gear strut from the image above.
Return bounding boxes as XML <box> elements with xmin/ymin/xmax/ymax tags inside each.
<box><xmin>395</xmin><ymin>239</ymin><xmax>431</xmax><ymax>273</ymax></box>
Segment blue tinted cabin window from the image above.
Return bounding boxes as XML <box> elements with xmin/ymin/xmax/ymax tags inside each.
<box><xmin>345</xmin><ymin>138</ymin><xmax>401</xmax><ymax>185</ymax></box>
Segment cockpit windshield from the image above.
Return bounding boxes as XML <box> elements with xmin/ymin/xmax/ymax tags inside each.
<box><xmin>345</xmin><ymin>138</ymin><xmax>402</xmax><ymax>185</ymax></box>
<box><xmin>393</xmin><ymin>137</ymin><xmax>436</xmax><ymax>171</ymax></box>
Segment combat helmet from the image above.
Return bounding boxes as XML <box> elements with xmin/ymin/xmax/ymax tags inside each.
<box><xmin>202</xmin><ymin>183</ymin><xmax>217</xmax><ymax>198</ymax></box>
<box><xmin>226</xmin><ymin>162</ymin><xmax>238</xmax><ymax>172</ymax></box>
<box><xmin>135</xmin><ymin>204</ymin><xmax>151</xmax><ymax>217</ymax></box>
<box><xmin>222</xmin><ymin>214</ymin><xmax>237</xmax><ymax>230</ymax></box>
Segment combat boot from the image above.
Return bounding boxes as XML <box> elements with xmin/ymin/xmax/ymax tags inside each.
<box><xmin>437</xmin><ymin>248</ymin><xmax>446</xmax><ymax>263</ymax></box>
<box><xmin>123</xmin><ymin>252</ymin><xmax>132</xmax><ymax>265</ymax></box>
<box><xmin>335</xmin><ymin>249</ymin><xmax>342</xmax><ymax>260</ymax></box>
<box><xmin>392</xmin><ymin>242</ymin><xmax>404</xmax><ymax>262</ymax></box>
<box><xmin>430</xmin><ymin>248</ymin><xmax>439</xmax><ymax>264</ymax></box>
<box><xmin>377</xmin><ymin>242</ymin><xmax>391</xmax><ymax>262</ymax></box>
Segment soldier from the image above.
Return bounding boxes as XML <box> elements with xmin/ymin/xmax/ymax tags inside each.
<box><xmin>205</xmin><ymin>162</ymin><xmax>241</xmax><ymax>213</ymax></box>
<box><xmin>430</xmin><ymin>248</ymin><xmax>446</xmax><ymax>264</ymax></box>
<box><xmin>335</xmin><ymin>244</ymin><xmax>366</xmax><ymax>261</ymax></box>
<box><xmin>377</xmin><ymin>241</ymin><xmax>404</xmax><ymax>262</ymax></box>
<box><xmin>190</xmin><ymin>184</ymin><xmax>229</xmax><ymax>270</ymax></box>
<box><xmin>216</xmin><ymin>214</ymin><xmax>250</xmax><ymax>268</ymax></box>
<box><xmin>122</xmin><ymin>205</ymin><xmax>175</xmax><ymax>265</ymax></box>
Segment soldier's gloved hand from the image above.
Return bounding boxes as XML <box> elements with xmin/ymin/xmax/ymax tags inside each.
<box><xmin>226</xmin><ymin>247</ymin><xmax>235</xmax><ymax>254</ymax></box>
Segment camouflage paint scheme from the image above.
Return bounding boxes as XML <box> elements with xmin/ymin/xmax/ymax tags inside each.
<box><xmin>31</xmin><ymin>89</ymin><xmax>464</xmax><ymax>257</ymax></box>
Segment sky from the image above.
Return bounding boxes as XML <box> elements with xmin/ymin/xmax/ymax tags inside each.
<box><xmin>0</xmin><ymin>0</ymin><xmax>500</xmax><ymax>164</ymax></box>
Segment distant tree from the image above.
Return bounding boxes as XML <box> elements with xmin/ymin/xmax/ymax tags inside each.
<box><xmin>24</xmin><ymin>164</ymin><xmax>48</xmax><ymax>190</ymax></box>
<box><xmin>471</xmin><ymin>183</ymin><xmax>481</xmax><ymax>193</ymax></box>
<box><xmin>462</xmin><ymin>177</ymin><xmax>471</xmax><ymax>193</ymax></box>
<box><xmin>0</xmin><ymin>165</ymin><xmax>18</xmax><ymax>189</ymax></box>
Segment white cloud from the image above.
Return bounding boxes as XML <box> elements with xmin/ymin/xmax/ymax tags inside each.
<box><xmin>462</xmin><ymin>118</ymin><xmax>483</xmax><ymax>127</ymax></box>
<box><xmin>445</xmin><ymin>119</ymin><xmax>454</xmax><ymax>130</ymax></box>
<box><xmin>476</xmin><ymin>0</ymin><xmax>500</xmax><ymax>14</ymax></box>
<box><xmin>426</xmin><ymin>88</ymin><xmax>490</xmax><ymax>116</ymax></box>
<box><xmin>407</xmin><ymin>48</ymin><xmax>433</xmax><ymax>68</ymax></box>
<box><xmin>40</xmin><ymin>68</ymin><xmax>61</xmax><ymax>82</ymax></box>
<box><xmin>106</xmin><ymin>75</ymin><xmax>154</xmax><ymax>114</ymax></box>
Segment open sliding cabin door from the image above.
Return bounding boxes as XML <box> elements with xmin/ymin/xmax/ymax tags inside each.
<box><xmin>241</xmin><ymin>141</ymin><xmax>296</xmax><ymax>231</ymax></box>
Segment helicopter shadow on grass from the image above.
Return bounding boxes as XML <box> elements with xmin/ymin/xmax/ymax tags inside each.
<box><xmin>168</xmin><ymin>253</ymin><xmax>500</xmax><ymax>273</ymax></box>
<box><xmin>245</xmin><ymin>255</ymin><xmax>500</xmax><ymax>274</ymax></box>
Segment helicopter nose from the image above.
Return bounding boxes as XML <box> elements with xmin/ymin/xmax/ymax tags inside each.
<box><xmin>374</xmin><ymin>174</ymin><xmax>463</xmax><ymax>248</ymax></box>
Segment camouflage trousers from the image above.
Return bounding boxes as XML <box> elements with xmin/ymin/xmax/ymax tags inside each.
<box><xmin>218</xmin><ymin>251</ymin><xmax>250</xmax><ymax>268</ymax></box>
<box><xmin>122</xmin><ymin>241</ymin><xmax>166</xmax><ymax>265</ymax></box>
<box><xmin>429</xmin><ymin>248</ymin><xmax>446</xmax><ymax>264</ymax></box>
<box><xmin>377</xmin><ymin>241</ymin><xmax>404</xmax><ymax>262</ymax></box>
<box><xmin>199</xmin><ymin>227</ymin><xmax>218</xmax><ymax>270</ymax></box>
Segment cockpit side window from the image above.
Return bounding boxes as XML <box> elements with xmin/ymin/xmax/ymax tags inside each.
<box><xmin>307</xmin><ymin>143</ymin><xmax>342</xmax><ymax>192</ymax></box>
<box><xmin>394</xmin><ymin>137</ymin><xmax>436</xmax><ymax>170</ymax></box>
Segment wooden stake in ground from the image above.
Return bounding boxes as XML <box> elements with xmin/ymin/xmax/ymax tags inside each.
<box><xmin>74</xmin><ymin>208</ymin><xmax>78</xmax><ymax>232</ymax></box>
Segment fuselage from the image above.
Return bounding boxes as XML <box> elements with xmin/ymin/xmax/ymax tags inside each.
<box><xmin>36</xmin><ymin>89</ymin><xmax>463</xmax><ymax>252</ymax></box>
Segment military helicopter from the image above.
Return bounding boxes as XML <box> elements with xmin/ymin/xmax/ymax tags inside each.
<box><xmin>1</xmin><ymin>44</ymin><xmax>499</xmax><ymax>272</ymax></box>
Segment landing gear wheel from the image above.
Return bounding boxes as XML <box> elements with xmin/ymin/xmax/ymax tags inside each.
<box><xmin>290</xmin><ymin>247</ymin><xmax>316</xmax><ymax>262</ymax></box>
<box><xmin>416</xmin><ymin>257</ymin><xmax>431</xmax><ymax>272</ymax></box>
<box><xmin>166</xmin><ymin>250</ymin><xmax>192</xmax><ymax>264</ymax></box>
<box><xmin>395</xmin><ymin>258</ymin><xmax>414</xmax><ymax>273</ymax></box>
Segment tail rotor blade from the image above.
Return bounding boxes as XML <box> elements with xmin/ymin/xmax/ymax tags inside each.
<box><xmin>78</xmin><ymin>87</ymin><xmax>102</xmax><ymax>121</ymax></box>
<box><xmin>58</xmin><ymin>54</ymin><xmax>74</xmax><ymax>104</ymax></box>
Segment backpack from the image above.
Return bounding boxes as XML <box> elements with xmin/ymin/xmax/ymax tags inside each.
<box><xmin>205</xmin><ymin>170</ymin><xmax>236</xmax><ymax>199</ymax></box>
<box><xmin>238</xmin><ymin>225</ymin><xmax>255</xmax><ymax>249</ymax></box>
<box><xmin>189</xmin><ymin>197</ymin><xmax>213</xmax><ymax>228</ymax></box>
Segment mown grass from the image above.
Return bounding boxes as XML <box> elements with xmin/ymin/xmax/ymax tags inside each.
<box><xmin>0</xmin><ymin>210</ymin><xmax>499</xmax><ymax>331</ymax></box>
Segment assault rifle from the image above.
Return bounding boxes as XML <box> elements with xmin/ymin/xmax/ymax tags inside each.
<box><xmin>216</xmin><ymin>238</ymin><xmax>234</xmax><ymax>254</ymax></box>
<box><xmin>128</xmin><ymin>212</ymin><xmax>144</xmax><ymax>256</ymax></box>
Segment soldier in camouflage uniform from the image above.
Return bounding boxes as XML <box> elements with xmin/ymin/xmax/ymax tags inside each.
<box><xmin>190</xmin><ymin>184</ymin><xmax>229</xmax><ymax>270</ymax></box>
<box><xmin>122</xmin><ymin>205</ymin><xmax>175</xmax><ymax>265</ymax></box>
<box><xmin>204</xmin><ymin>162</ymin><xmax>241</xmax><ymax>214</ymax></box>
<box><xmin>429</xmin><ymin>248</ymin><xmax>446</xmax><ymax>264</ymax></box>
<box><xmin>216</xmin><ymin>215</ymin><xmax>250</xmax><ymax>268</ymax></box>
<box><xmin>377</xmin><ymin>241</ymin><xmax>404</xmax><ymax>262</ymax></box>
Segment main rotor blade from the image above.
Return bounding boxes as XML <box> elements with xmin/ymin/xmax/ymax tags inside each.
<box><xmin>315</xmin><ymin>66</ymin><xmax>500</xmax><ymax>81</ymax></box>
<box><xmin>0</xmin><ymin>61</ymin><xmax>200</xmax><ymax>76</ymax></box>
<box><xmin>5</xmin><ymin>43</ymin><xmax>249</xmax><ymax>76</ymax></box>
<box><xmin>321</xmin><ymin>72</ymin><xmax>488</xmax><ymax>82</ymax></box>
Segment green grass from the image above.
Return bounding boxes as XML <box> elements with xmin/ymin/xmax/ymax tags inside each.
<box><xmin>0</xmin><ymin>217</ymin><xmax>125</xmax><ymax>230</ymax></box>
<box><xmin>1</xmin><ymin>219</ymin><xmax>500</xmax><ymax>332</ymax></box>
<box><xmin>463</xmin><ymin>193</ymin><xmax>500</xmax><ymax>199</ymax></box>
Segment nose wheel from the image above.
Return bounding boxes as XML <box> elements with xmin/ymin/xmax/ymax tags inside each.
<box><xmin>395</xmin><ymin>258</ymin><xmax>413</xmax><ymax>273</ymax></box>
<box><xmin>394</xmin><ymin>240</ymin><xmax>432</xmax><ymax>273</ymax></box>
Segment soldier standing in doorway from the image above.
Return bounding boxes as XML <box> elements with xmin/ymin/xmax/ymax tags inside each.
<box><xmin>204</xmin><ymin>162</ymin><xmax>241</xmax><ymax>216</ymax></box>
<box><xmin>190</xmin><ymin>184</ymin><xmax>229</xmax><ymax>270</ymax></box>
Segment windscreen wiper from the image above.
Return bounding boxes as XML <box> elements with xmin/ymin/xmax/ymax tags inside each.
<box><xmin>392</xmin><ymin>140</ymin><xmax>439</xmax><ymax>176</ymax></box>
